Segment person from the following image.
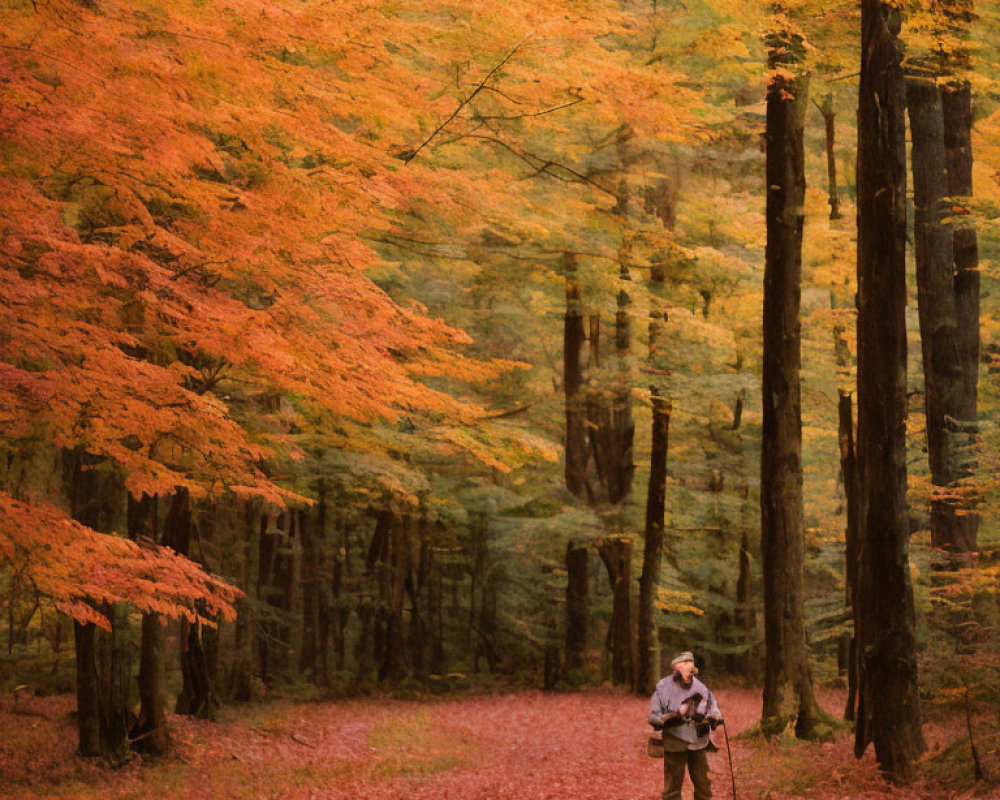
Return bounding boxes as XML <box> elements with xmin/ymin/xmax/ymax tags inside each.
<box><xmin>648</xmin><ymin>651</ymin><xmax>722</xmax><ymax>800</ymax></box>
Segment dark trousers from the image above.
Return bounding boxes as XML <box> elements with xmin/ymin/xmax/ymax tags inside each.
<box><xmin>662</xmin><ymin>747</ymin><xmax>711</xmax><ymax>800</ymax></box>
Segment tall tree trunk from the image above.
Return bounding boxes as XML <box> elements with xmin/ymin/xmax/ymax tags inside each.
<box><xmin>73</xmin><ymin>620</ymin><xmax>101</xmax><ymax>757</ymax></box>
<box><xmin>907</xmin><ymin>77</ymin><xmax>979</xmax><ymax>556</ymax></box>
<box><xmin>637</xmin><ymin>390</ymin><xmax>670</xmax><ymax>695</ymax></box>
<box><xmin>378</xmin><ymin>512</ymin><xmax>414</xmax><ymax>682</ymax></box>
<box><xmin>937</xmin><ymin>0</ymin><xmax>980</xmax><ymax>554</ymax></box>
<box><xmin>129</xmin><ymin>493</ymin><xmax>170</xmax><ymax>755</ymax></box>
<box><xmin>838</xmin><ymin>392</ymin><xmax>861</xmax><ymax>722</ymax></box>
<box><xmin>66</xmin><ymin>449</ymin><xmax>129</xmax><ymax>758</ymax></box>
<box><xmin>564</xmin><ymin>542</ymin><xmax>589</xmax><ymax>676</ymax></box>
<box><xmin>760</xmin><ymin>45</ymin><xmax>821</xmax><ymax>738</ymax></box>
<box><xmin>299</xmin><ymin>506</ymin><xmax>321</xmax><ymax>680</ymax></box>
<box><xmin>98</xmin><ymin>602</ymin><xmax>131</xmax><ymax>761</ymax></box>
<box><xmin>588</xmin><ymin>255</ymin><xmax>635</xmax><ymax>506</ymax></box>
<box><xmin>816</xmin><ymin>93</ymin><xmax>842</xmax><ymax>220</ymax></box>
<box><xmin>855</xmin><ymin>0</ymin><xmax>926</xmax><ymax>779</ymax></box>
<box><xmin>167</xmin><ymin>490</ymin><xmax>218</xmax><ymax>719</ymax></box>
<box><xmin>736</xmin><ymin>526</ymin><xmax>756</xmax><ymax>676</ymax></box>
<box><xmin>332</xmin><ymin>511</ymin><xmax>350</xmax><ymax>673</ymax></box>
<box><xmin>564</xmin><ymin>253</ymin><xmax>589</xmax><ymax>499</ymax></box>
<box><xmin>597</xmin><ymin>537</ymin><xmax>633</xmax><ymax>689</ymax></box>
<box><xmin>229</xmin><ymin>501</ymin><xmax>258</xmax><ymax>701</ymax></box>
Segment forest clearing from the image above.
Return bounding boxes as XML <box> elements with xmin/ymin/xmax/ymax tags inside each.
<box><xmin>4</xmin><ymin>0</ymin><xmax>1000</xmax><ymax>797</ymax></box>
<box><xmin>1</xmin><ymin>688</ymin><xmax>990</xmax><ymax>800</ymax></box>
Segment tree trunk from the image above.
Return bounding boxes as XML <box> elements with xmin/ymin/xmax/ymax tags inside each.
<box><xmin>229</xmin><ymin>501</ymin><xmax>258</xmax><ymax>701</ymax></box>
<box><xmin>855</xmin><ymin>0</ymin><xmax>926</xmax><ymax>778</ymax></box>
<box><xmin>564</xmin><ymin>542</ymin><xmax>589</xmax><ymax>676</ymax></box>
<box><xmin>817</xmin><ymin>93</ymin><xmax>841</xmax><ymax>220</ymax></box>
<box><xmin>938</xmin><ymin>25</ymin><xmax>980</xmax><ymax>554</ymax></box>
<box><xmin>167</xmin><ymin>490</ymin><xmax>219</xmax><ymax>719</ymax></box>
<box><xmin>637</xmin><ymin>390</ymin><xmax>670</xmax><ymax>695</ymax></box>
<box><xmin>908</xmin><ymin>77</ymin><xmax>979</xmax><ymax>556</ymax></box>
<box><xmin>299</xmin><ymin>506</ymin><xmax>321</xmax><ymax>680</ymax></box>
<box><xmin>66</xmin><ymin>449</ymin><xmax>129</xmax><ymax>759</ymax></box>
<box><xmin>760</xmin><ymin>50</ymin><xmax>821</xmax><ymax>739</ymax></box>
<box><xmin>588</xmin><ymin>256</ymin><xmax>635</xmax><ymax>506</ymax></box>
<box><xmin>736</xmin><ymin>527</ymin><xmax>756</xmax><ymax>676</ymax></box>
<box><xmin>378</xmin><ymin>512</ymin><xmax>414</xmax><ymax>683</ymax></box>
<box><xmin>129</xmin><ymin>493</ymin><xmax>169</xmax><ymax>755</ymax></box>
<box><xmin>597</xmin><ymin>537</ymin><xmax>633</xmax><ymax>689</ymax></box>
<box><xmin>564</xmin><ymin>253</ymin><xmax>589</xmax><ymax>499</ymax></box>
<box><xmin>838</xmin><ymin>391</ymin><xmax>860</xmax><ymax>722</ymax></box>
<box><xmin>73</xmin><ymin>621</ymin><xmax>101</xmax><ymax>757</ymax></box>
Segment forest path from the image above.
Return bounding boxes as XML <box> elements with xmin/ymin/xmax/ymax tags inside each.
<box><xmin>0</xmin><ymin>687</ymin><xmax>978</xmax><ymax>799</ymax></box>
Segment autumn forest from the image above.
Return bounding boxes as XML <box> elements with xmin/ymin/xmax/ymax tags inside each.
<box><xmin>3</xmin><ymin>0</ymin><xmax>1000</xmax><ymax>797</ymax></box>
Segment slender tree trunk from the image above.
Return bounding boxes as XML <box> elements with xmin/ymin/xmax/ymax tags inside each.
<box><xmin>736</xmin><ymin>526</ymin><xmax>756</xmax><ymax>676</ymax></box>
<box><xmin>379</xmin><ymin>513</ymin><xmax>414</xmax><ymax>682</ymax></box>
<box><xmin>939</xmin><ymin>19</ymin><xmax>980</xmax><ymax>553</ymax></box>
<box><xmin>229</xmin><ymin>501</ymin><xmax>258</xmax><ymax>701</ymax></box>
<box><xmin>637</xmin><ymin>390</ymin><xmax>670</xmax><ymax>695</ymax></box>
<box><xmin>816</xmin><ymin>93</ymin><xmax>842</xmax><ymax>220</ymax></box>
<box><xmin>299</xmin><ymin>506</ymin><xmax>321</xmax><ymax>679</ymax></box>
<box><xmin>564</xmin><ymin>253</ymin><xmax>589</xmax><ymax>499</ymax></box>
<box><xmin>332</xmin><ymin>513</ymin><xmax>350</xmax><ymax>673</ymax></box>
<box><xmin>838</xmin><ymin>391</ymin><xmax>860</xmax><ymax>721</ymax></box>
<box><xmin>855</xmin><ymin>0</ymin><xmax>926</xmax><ymax>778</ymax></box>
<box><xmin>564</xmin><ymin>542</ymin><xmax>589</xmax><ymax>676</ymax></box>
<box><xmin>760</xmin><ymin>47</ymin><xmax>821</xmax><ymax>738</ymax></box>
<box><xmin>598</xmin><ymin>537</ymin><xmax>633</xmax><ymax>689</ymax></box>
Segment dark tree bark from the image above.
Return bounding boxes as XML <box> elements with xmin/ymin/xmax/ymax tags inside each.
<box><xmin>936</xmin><ymin>0</ymin><xmax>980</xmax><ymax>554</ymax></box>
<box><xmin>815</xmin><ymin>93</ymin><xmax>842</xmax><ymax>220</ymax></box>
<box><xmin>564</xmin><ymin>252</ymin><xmax>589</xmax><ymax>499</ymax></box>
<box><xmin>73</xmin><ymin>620</ymin><xmax>101</xmax><ymax>757</ymax></box>
<box><xmin>597</xmin><ymin>537</ymin><xmax>633</xmax><ymax>689</ymax></box>
<box><xmin>736</xmin><ymin>526</ymin><xmax>756</xmax><ymax>676</ymax></box>
<box><xmin>760</xmin><ymin>50</ymin><xmax>822</xmax><ymax>739</ymax></box>
<box><xmin>299</xmin><ymin>506</ymin><xmax>321</xmax><ymax>680</ymax></box>
<box><xmin>256</xmin><ymin>512</ymin><xmax>276</xmax><ymax>687</ymax></box>
<box><xmin>637</xmin><ymin>390</ymin><xmax>670</xmax><ymax>695</ymax></box>
<box><xmin>587</xmin><ymin>266</ymin><xmax>635</xmax><ymax>506</ymax></box>
<box><xmin>66</xmin><ymin>449</ymin><xmax>129</xmax><ymax>759</ymax></box>
<box><xmin>564</xmin><ymin>542</ymin><xmax>589</xmax><ymax>675</ymax></box>
<box><xmin>229</xmin><ymin>501</ymin><xmax>258</xmax><ymax>701</ymax></box>
<box><xmin>907</xmin><ymin>76</ymin><xmax>979</xmax><ymax>556</ymax></box>
<box><xmin>378</xmin><ymin>512</ymin><xmax>413</xmax><ymax>682</ymax></box>
<box><xmin>837</xmin><ymin>392</ymin><xmax>861</xmax><ymax>721</ymax></box>
<box><xmin>589</xmin><ymin>314</ymin><xmax>601</xmax><ymax>369</ymax></box>
<box><xmin>332</xmin><ymin>511</ymin><xmax>351</xmax><ymax>673</ymax></box>
<box><xmin>855</xmin><ymin>0</ymin><xmax>926</xmax><ymax>778</ymax></box>
<box><xmin>167</xmin><ymin>490</ymin><xmax>219</xmax><ymax>719</ymax></box>
<box><xmin>129</xmin><ymin>493</ymin><xmax>170</xmax><ymax>755</ymax></box>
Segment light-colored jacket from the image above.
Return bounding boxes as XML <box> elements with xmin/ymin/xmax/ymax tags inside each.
<box><xmin>648</xmin><ymin>674</ymin><xmax>721</xmax><ymax>751</ymax></box>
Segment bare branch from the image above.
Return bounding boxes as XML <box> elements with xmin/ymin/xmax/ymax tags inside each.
<box><xmin>402</xmin><ymin>37</ymin><xmax>529</xmax><ymax>163</ymax></box>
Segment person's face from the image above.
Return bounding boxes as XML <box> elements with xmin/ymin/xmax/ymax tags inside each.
<box><xmin>674</xmin><ymin>660</ymin><xmax>695</xmax><ymax>681</ymax></box>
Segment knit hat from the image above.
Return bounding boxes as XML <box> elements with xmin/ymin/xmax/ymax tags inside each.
<box><xmin>670</xmin><ymin>651</ymin><xmax>695</xmax><ymax>667</ymax></box>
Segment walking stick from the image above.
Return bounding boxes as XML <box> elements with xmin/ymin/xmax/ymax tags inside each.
<box><xmin>720</xmin><ymin>719</ymin><xmax>737</xmax><ymax>800</ymax></box>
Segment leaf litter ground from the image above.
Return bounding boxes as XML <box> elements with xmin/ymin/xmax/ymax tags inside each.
<box><xmin>1</xmin><ymin>688</ymin><xmax>994</xmax><ymax>799</ymax></box>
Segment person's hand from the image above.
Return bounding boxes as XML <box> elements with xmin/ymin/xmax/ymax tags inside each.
<box><xmin>661</xmin><ymin>712</ymin><xmax>683</xmax><ymax>727</ymax></box>
<box><xmin>708</xmin><ymin>717</ymin><xmax>723</xmax><ymax>730</ymax></box>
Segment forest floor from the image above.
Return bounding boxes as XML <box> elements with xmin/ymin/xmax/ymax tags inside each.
<box><xmin>1</xmin><ymin>687</ymin><xmax>996</xmax><ymax>800</ymax></box>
